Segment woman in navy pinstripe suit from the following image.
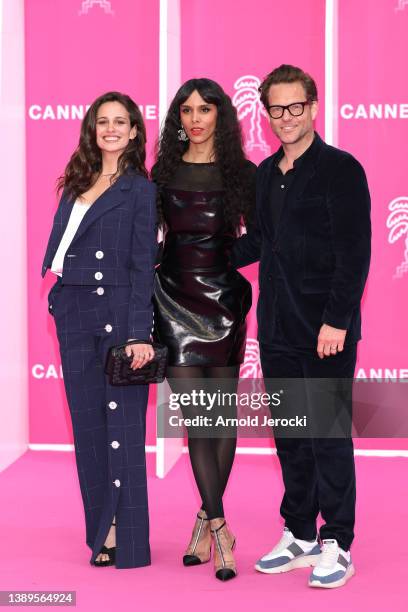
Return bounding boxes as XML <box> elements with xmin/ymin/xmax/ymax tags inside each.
<box><xmin>42</xmin><ymin>92</ymin><xmax>158</xmax><ymax>569</ymax></box>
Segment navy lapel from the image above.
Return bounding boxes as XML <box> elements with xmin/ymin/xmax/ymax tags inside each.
<box><xmin>71</xmin><ymin>174</ymin><xmax>134</xmax><ymax>243</ymax></box>
<box><xmin>42</xmin><ymin>192</ymin><xmax>75</xmax><ymax>276</ymax></box>
<box><xmin>59</xmin><ymin>193</ymin><xmax>75</xmax><ymax>231</ymax></box>
<box><xmin>46</xmin><ymin>191</ymin><xmax>76</xmax><ymax>251</ymax></box>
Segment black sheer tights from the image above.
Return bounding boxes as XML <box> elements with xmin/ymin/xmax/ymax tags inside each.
<box><xmin>167</xmin><ymin>365</ymin><xmax>240</xmax><ymax>519</ymax></box>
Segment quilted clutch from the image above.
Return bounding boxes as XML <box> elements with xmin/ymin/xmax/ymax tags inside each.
<box><xmin>105</xmin><ymin>341</ymin><xmax>168</xmax><ymax>385</ymax></box>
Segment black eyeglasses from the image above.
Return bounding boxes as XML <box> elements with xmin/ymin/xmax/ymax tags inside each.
<box><xmin>267</xmin><ymin>101</ymin><xmax>312</xmax><ymax>119</ymax></box>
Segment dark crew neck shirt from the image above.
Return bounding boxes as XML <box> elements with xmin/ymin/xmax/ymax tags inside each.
<box><xmin>269</xmin><ymin>136</ymin><xmax>316</xmax><ymax>235</ymax></box>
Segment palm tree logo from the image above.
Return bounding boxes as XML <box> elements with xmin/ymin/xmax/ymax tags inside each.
<box><xmin>387</xmin><ymin>196</ymin><xmax>408</xmax><ymax>278</ymax></box>
<box><xmin>232</xmin><ymin>75</ymin><xmax>270</xmax><ymax>156</ymax></box>
<box><xmin>240</xmin><ymin>338</ymin><xmax>262</xmax><ymax>379</ymax></box>
<box><xmin>79</xmin><ymin>0</ymin><xmax>114</xmax><ymax>15</ymax></box>
<box><xmin>239</xmin><ymin>337</ymin><xmax>264</xmax><ymax>396</ymax></box>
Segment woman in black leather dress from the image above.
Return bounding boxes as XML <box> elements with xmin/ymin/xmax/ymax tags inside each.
<box><xmin>152</xmin><ymin>79</ymin><xmax>256</xmax><ymax>581</ymax></box>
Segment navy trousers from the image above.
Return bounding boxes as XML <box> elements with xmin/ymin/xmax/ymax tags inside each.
<box><xmin>49</xmin><ymin>279</ymin><xmax>150</xmax><ymax>569</ymax></box>
<box><xmin>260</xmin><ymin>341</ymin><xmax>357</xmax><ymax>552</ymax></box>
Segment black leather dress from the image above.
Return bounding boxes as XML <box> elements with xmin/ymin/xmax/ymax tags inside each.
<box><xmin>153</xmin><ymin>161</ymin><xmax>254</xmax><ymax>367</ymax></box>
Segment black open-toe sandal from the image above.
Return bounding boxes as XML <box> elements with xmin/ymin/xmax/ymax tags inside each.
<box><xmin>93</xmin><ymin>523</ymin><xmax>116</xmax><ymax>567</ymax></box>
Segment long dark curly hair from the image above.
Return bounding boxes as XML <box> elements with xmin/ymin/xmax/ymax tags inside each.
<box><xmin>58</xmin><ymin>91</ymin><xmax>147</xmax><ymax>200</ymax></box>
<box><xmin>152</xmin><ymin>78</ymin><xmax>254</xmax><ymax>231</ymax></box>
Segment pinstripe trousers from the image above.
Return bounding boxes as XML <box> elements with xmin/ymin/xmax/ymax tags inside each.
<box><xmin>49</xmin><ymin>279</ymin><xmax>151</xmax><ymax>569</ymax></box>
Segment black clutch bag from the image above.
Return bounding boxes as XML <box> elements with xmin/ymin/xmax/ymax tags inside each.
<box><xmin>105</xmin><ymin>341</ymin><xmax>168</xmax><ymax>385</ymax></box>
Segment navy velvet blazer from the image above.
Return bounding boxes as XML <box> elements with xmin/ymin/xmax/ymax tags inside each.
<box><xmin>232</xmin><ymin>133</ymin><xmax>371</xmax><ymax>348</ymax></box>
<box><xmin>42</xmin><ymin>172</ymin><xmax>158</xmax><ymax>341</ymax></box>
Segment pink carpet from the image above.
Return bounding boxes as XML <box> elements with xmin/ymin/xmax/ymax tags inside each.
<box><xmin>1</xmin><ymin>451</ymin><xmax>407</xmax><ymax>611</ymax></box>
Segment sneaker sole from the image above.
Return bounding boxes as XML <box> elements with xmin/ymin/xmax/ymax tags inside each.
<box><xmin>308</xmin><ymin>563</ymin><xmax>355</xmax><ymax>588</ymax></box>
<box><xmin>255</xmin><ymin>554</ymin><xmax>319</xmax><ymax>574</ymax></box>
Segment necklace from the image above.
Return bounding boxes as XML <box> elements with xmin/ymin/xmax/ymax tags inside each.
<box><xmin>100</xmin><ymin>171</ymin><xmax>116</xmax><ymax>177</ymax></box>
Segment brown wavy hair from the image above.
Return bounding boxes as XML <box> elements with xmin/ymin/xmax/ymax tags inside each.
<box><xmin>57</xmin><ymin>91</ymin><xmax>147</xmax><ymax>200</ymax></box>
<box><xmin>259</xmin><ymin>64</ymin><xmax>318</xmax><ymax>109</ymax></box>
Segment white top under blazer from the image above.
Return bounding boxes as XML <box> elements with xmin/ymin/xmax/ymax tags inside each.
<box><xmin>51</xmin><ymin>201</ymin><xmax>92</xmax><ymax>276</ymax></box>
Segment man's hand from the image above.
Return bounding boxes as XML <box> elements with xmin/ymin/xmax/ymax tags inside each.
<box><xmin>317</xmin><ymin>324</ymin><xmax>347</xmax><ymax>359</ymax></box>
<box><xmin>125</xmin><ymin>343</ymin><xmax>155</xmax><ymax>370</ymax></box>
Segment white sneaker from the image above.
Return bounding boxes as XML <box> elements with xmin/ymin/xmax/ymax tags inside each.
<box><xmin>309</xmin><ymin>539</ymin><xmax>355</xmax><ymax>588</ymax></box>
<box><xmin>255</xmin><ymin>527</ymin><xmax>320</xmax><ymax>574</ymax></box>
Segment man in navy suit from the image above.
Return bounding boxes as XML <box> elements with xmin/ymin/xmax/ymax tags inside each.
<box><xmin>232</xmin><ymin>64</ymin><xmax>371</xmax><ymax>588</ymax></box>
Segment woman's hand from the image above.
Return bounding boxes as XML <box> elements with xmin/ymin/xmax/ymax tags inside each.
<box><xmin>125</xmin><ymin>343</ymin><xmax>155</xmax><ymax>370</ymax></box>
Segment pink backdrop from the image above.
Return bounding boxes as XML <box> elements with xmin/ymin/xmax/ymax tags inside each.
<box><xmin>337</xmin><ymin>1</ymin><xmax>408</xmax><ymax>449</ymax></box>
<box><xmin>28</xmin><ymin>0</ymin><xmax>407</xmax><ymax>449</ymax></box>
<box><xmin>26</xmin><ymin>0</ymin><xmax>160</xmax><ymax>444</ymax></box>
<box><xmin>181</xmin><ymin>0</ymin><xmax>326</xmax><ymax>448</ymax></box>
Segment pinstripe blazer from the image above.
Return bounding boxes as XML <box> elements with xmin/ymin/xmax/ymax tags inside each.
<box><xmin>42</xmin><ymin>172</ymin><xmax>158</xmax><ymax>340</ymax></box>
